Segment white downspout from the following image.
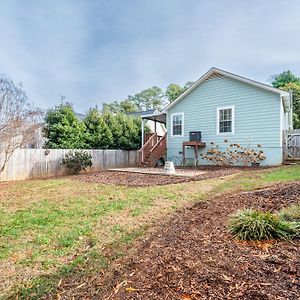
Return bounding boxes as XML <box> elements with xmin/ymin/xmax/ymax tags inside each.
<box><xmin>289</xmin><ymin>90</ymin><xmax>293</xmax><ymax>131</ymax></box>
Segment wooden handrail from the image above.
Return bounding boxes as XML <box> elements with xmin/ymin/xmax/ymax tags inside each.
<box><xmin>139</xmin><ymin>132</ymin><xmax>157</xmax><ymax>152</ymax></box>
<box><xmin>144</xmin><ymin>132</ymin><xmax>154</xmax><ymax>144</ymax></box>
<box><xmin>139</xmin><ymin>133</ymin><xmax>158</xmax><ymax>163</ymax></box>
<box><xmin>139</xmin><ymin>133</ymin><xmax>167</xmax><ymax>166</ymax></box>
<box><xmin>147</xmin><ymin>133</ymin><xmax>167</xmax><ymax>166</ymax></box>
<box><xmin>150</xmin><ymin>133</ymin><xmax>166</xmax><ymax>153</ymax></box>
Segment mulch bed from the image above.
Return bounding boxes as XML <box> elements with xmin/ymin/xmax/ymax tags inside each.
<box><xmin>74</xmin><ymin>167</ymin><xmax>242</xmax><ymax>187</ymax></box>
<box><xmin>46</xmin><ymin>181</ymin><xmax>300</xmax><ymax>299</ymax></box>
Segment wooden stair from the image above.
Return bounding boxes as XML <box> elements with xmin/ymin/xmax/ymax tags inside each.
<box><xmin>284</xmin><ymin>158</ymin><xmax>300</xmax><ymax>165</ymax></box>
<box><xmin>139</xmin><ymin>133</ymin><xmax>167</xmax><ymax>167</ymax></box>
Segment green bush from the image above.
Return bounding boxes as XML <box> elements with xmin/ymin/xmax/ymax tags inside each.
<box><xmin>44</xmin><ymin>104</ymin><xmax>145</xmax><ymax>150</ymax></box>
<box><xmin>228</xmin><ymin>209</ymin><xmax>299</xmax><ymax>241</ymax></box>
<box><xmin>62</xmin><ymin>151</ymin><xmax>92</xmax><ymax>174</ymax></box>
<box><xmin>278</xmin><ymin>205</ymin><xmax>300</xmax><ymax>222</ymax></box>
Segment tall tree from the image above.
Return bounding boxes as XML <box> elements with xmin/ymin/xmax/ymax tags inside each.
<box><xmin>271</xmin><ymin>70</ymin><xmax>300</xmax><ymax>88</ymax></box>
<box><xmin>103</xmin><ymin>112</ymin><xmax>142</xmax><ymax>150</ymax></box>
<box><xmin>126</xmin><ymin>86</ymin><xmax>165</xmax><ymax>111</ymax></box>
<box><xmin>115</xmin><ymin>113</ymin><xmax>142</xmax><ymax>150</ymax></box>
<box><xmin>84</xmin><ymin>108</ymin><xmax>113</xmax><ymax>149</ymax></box>
<box><xmin>43</xmin><ymin>103</ymin><xmax>86</xmax><ymax>149</ymax></box>
<box><xmin>102</xmin><ymin>101</ymin><xmax>120</xmax><ymax>114</ymax></box>
<box><xmin>102</xmin><ymin>81</ymin><xmax>195</xmax><ymax>114</ymax></box>
<box><xmin>165</xmin><ymin>84</ymin><xmax>184</xmax><ymax>102</ymax></box>
<box><xmin>102</xmin><ymin>99</ymin><xmax>137</xmax><ymax>114</ymax></box>
<box><xmin>0</xmin><ymin>74</ymin><xmax>42</xmax><ymax>173</ymax></box>
<box><xmin>183</xmin><ymin>81</ymin><xmax>194</xmax><ymax>91</ymax></box>
<box><xmin>165</xmin><ymin>81</ymin><xmax>194</xmax><ymax>103</ymax></box>
<box><xmin>119</xmin><ymin>99</ymin><xmax>138</xmax><ymax>113</ymax></box>
<box><xmin>280</xmin><ymin>83</ymin><xmax>300</xmax><ymax>128</ymax></box>
<box><xmin>102</xmin><ymin>112</ymin><xmax>124</xmax><ymax>148</ymax></box>
<box><xmin>271</xmin><ymin>70</ymin><xmax>300</xmax><ymax>128</ymax></box>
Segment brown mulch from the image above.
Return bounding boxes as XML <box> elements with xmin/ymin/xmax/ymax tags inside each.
<box><xmin>74</xmin><ymin>167</ymin><xmax>242</xmax><ymax>187</ymax></box>
<box><xmin>45</xmin><ymin>181</ymin><xmax>300</xmax><ymax>300</ymax></box>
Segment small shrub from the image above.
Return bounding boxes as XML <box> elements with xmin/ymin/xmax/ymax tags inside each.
<box><xmin>278</xmin><ymin>205</ymin><xmax>300</xmax><ymax>222</ymax></box>
<box><xmin>228</xmin><ymin>209</ymin><xmax>299</xmax><ymax>241</ymax></box>
<box><xmin>62</xmin><ymin>151</ymin><xmax>92</xmax><ymax>174</ymax></box>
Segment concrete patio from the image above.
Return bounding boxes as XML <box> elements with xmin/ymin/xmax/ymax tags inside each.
<box><xmin>107</xmin><ymin>167</ymin><xmax>206</xmax><ymax>177</ymax></box>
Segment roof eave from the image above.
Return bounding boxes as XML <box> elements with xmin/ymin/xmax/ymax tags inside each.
<box><xmin>164</xmin><ymin>67</ymin><xmax>290</xmax><ymax>111</ymax></box>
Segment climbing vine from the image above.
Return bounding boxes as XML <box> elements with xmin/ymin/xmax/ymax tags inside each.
<box><xmin>200</xmin><ymin>140</ymin><xmax>266</xmax><ymax>166</ymax></box>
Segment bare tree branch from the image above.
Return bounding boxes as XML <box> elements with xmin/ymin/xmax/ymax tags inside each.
<box><xmin>0</xmin><ymin>74</ymin><xmax>42</xmax><ymax>173</ymax></box>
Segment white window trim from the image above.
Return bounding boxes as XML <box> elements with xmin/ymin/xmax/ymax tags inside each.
<box><xmin>216</xmin><ymin>105</ymin><xmax>235</xmax><ymax>135</ymax></box>
<box><xmin>170</xmin><ymin>112</ymin><xmax>184</xmax><ymax>137</ymax></box>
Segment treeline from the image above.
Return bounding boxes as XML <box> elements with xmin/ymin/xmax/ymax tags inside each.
<box><xmin>43</xmin><ymin>104</ymin><xmax>145</xmax><ymax>150</ymax></box>
<box><xmin>102</xmin><ymin>82</ymin><xmax>193</xmax><ymax>113</ymax></box>
<box><xmin>43</xmin><ymin>81</ymin><xmax>193</xmax><ymax>150</ymax></box>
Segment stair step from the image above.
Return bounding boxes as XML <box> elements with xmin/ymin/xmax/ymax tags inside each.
<box><xmin>285</xmin><ymin>162</ymin><xmax>300</xmax><ymax>165</ymax></box>
<box><xmin>286</xmin><ymin>158</ymin><xmax>300</xmax><ymax>161</ymax></box>
<box><xmin>284</xmin><ymin>158</ymin><xmax>300</xmax><ymax>165</ymax></box>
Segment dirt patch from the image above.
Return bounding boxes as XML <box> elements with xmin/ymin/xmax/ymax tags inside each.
<box><xmin>49</xmin><ymin>181</ymin><xmax>300</xmax><ymax>299</ymax></box>
<box><xmin>75</xmin><ymin>168</ymin><xmax>241</xmax><ymax>187</ymax></box>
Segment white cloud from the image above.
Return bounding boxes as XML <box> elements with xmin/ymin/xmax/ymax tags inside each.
<box><xmin>0</xmin><ymin>0</ymin><xmax>300</xmax><ymax>112</ymax></box>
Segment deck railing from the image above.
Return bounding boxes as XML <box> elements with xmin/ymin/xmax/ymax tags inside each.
<box><xmin>148</xmin><ymin>134</ymin><xmax>167</xmax><ymax>166</ymax></box>
<box><xmin>139</xmin><ymin>133</ymin><xmax>158</xmax><ymax>163</ymax></box>
<box><xmin>139</xmin><ymin>133</ymin><xmax>166</xmax><ymax>166</ymax></box>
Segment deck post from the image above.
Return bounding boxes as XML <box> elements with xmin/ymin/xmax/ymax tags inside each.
<box><xmin>141</xmin><ymin>119</ymin><xmax>145</xmax><ymax>146</ymax></box>
<box><xmin>182</xmin><ymin>141</ymin><xmax>206</xmax><ymax>168</ymax></box>
<box><xmin>141</xmin><ymin>119</ymin><xmax>145</xmax><ymax>162</ymax></box>
<box><xmin>182</xmin><ymin>144</ymin><xmax>185</xmax><ymax>167</ymax></box>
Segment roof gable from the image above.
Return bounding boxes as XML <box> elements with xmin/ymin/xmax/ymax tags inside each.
<box><xmin>164</xmin><ymin>67</ymin><xmax>290</xmax><ymax>111</ymax></box>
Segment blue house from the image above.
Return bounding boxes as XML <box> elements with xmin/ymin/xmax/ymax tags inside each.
<box><xmin>140</xmin><ymin>68</ymin><xmax>293</xmax><ymax>167</ymax></box>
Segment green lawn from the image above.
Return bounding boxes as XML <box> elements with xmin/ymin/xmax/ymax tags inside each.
<box><xmin>0</xmin><ymin>165</ymin><xmax>299</xmax><ymax>299</ymax></box>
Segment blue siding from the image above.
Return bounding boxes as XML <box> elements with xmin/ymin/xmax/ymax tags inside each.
<box><xmin>167</xmin><ymin>76</ymin><xmax>282</xmax><ymax>166</ymax></box>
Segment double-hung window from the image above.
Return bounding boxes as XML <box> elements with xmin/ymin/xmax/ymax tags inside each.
<box><xmin>217</xmin><ymin>105</ymin><xmax>235</xmax><ymax>134</ymax></box>
<box><xmin>171</xmin><ymin>113</ymin><xmax>184</xmax><ymax>136</ymax></box>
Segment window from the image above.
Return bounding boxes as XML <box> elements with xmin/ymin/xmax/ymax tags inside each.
<box><xmin>171</xmin><ymin>113</ymin><xmax>184</xmax><ymax>136</ymax></box>
<box><xmin>217</xmin><ymin>106</ymin><xmax>235</xmax><ymax>134</ymax></box>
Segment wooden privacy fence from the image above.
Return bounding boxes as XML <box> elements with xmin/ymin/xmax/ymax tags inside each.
<box><xmin>283</xmin><ymin>129</ymin><xmax>300</xmax><ymax>159</ymax></box>
<box><xmin>0</xmin><ymin>149</ymin><xmax>139</xmax><ymax>182</ymax></box>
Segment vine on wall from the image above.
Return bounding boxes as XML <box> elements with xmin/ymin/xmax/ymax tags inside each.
<box><xmin>200</xmin><ymin>140</ymin><xmax>266</xmax><ymax>166</ymax></box>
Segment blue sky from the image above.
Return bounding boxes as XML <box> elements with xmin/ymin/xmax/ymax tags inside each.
<box><xmin>0</xmin><ymin>0</ymin><xmax>299</xmax><ymax>113</ymax></box>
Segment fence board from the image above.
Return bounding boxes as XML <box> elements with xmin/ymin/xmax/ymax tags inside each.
<box><xmin>283</xmin><ymin>130</ymin><xmax>300</xmax><ymax>159</ymax></box>
<box><xmin>0</xmin><ymin>149</ymin><xmax>139</xmax><ymax>182</ymax></box>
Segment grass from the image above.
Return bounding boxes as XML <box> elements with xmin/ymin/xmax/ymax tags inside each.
<box><xmin>229</xmin><ymin>209</ymin><xmax>300</xmax><ymax>241</ymax></box>
<box><xmin>213</xmin><ymin>165</ymin><xmax>300</xmax><ymax>194</ymax></box>
<box><xmin>0</xmin><ymin>165</ymin><xmax>299</xmax><ymax>298</ymax></box>
<box><xmin>278</xmin><ymin>204</ymin><xmax>300</xmax><ymax>222</ymax></box>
